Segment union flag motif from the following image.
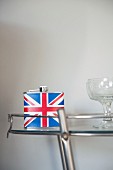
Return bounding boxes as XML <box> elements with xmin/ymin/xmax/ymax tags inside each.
<box><xmin>24</xmin><ymin>92</ymin><xmax>64</xmax><ymax>128</ymax></box>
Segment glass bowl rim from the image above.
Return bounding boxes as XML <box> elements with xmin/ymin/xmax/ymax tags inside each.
<box><xmin>87</xmin><ymin>77</ymin><xmax>113</xmax><ymax>82</ymax></box>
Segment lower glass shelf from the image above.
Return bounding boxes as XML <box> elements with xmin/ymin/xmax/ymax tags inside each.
<box><xmin>8</xmin><ymin>126</ymin><xmax>113</xmax><ymax>137</ymax></box>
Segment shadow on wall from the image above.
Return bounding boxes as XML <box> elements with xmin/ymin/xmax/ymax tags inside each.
<box><xmin>0</xmin><ymin>22</ymin><xmax>46</xmax><ymax>116</ymax></box>
<box><xmin>0</xmin><ymin>23</ymin><xmax>62</xmax><ymax>170</ymax></box>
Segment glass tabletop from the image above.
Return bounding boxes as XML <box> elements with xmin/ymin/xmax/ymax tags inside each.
<box><xmin>7</xmin><ymin>113</ymin><xmax>113</xmax><ymax>137</ymax></box>
<box><xmin>9</xmin><ymin>127</ymin><xmax>113</xmax><ymax>136</ymax></box>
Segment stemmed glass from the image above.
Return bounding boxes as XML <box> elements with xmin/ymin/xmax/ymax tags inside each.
<box><xmin>86</xmin><ymin>77</ymin><xmax>113</xmax><ymax>128</ymax></box>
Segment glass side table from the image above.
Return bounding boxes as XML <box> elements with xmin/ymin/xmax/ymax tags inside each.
<box><xmin>7</xmin><ymin>109</ymin><xmax>113</xmax><ymax>170</ymax></box>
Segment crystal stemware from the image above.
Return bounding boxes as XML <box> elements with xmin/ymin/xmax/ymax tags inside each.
<box><xmin>86</xmin><ymin>77</ymin><xmax>113</xmax><ymax>128</ymax></box>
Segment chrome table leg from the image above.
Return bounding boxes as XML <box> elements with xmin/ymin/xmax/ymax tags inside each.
<box><xmin>58</xmin><ymin>109</ymin><xmax>75</xmax><ymax>170</ymax></box>
<box><xmin>57</xmin><ymin>135</ymin><xmax>67</xmax><ymax>170</ymax></box>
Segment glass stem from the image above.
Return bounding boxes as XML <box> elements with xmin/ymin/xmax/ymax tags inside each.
<box><xmin>102</xmin><ymin>102</ymin><xmax>112</xmax><ymax>121</ymax></box>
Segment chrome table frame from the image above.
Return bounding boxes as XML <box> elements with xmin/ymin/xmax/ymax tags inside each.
<box><xmin>7</xmin><ymin>109</ymin><xmax>113</xmax><ymax>170</ymax></box>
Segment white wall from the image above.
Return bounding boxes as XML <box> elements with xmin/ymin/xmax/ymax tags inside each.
<box><xmin>0</xmin><ymin>0</ymin><xmax>113</xmax><ymax>170</ymax></box>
